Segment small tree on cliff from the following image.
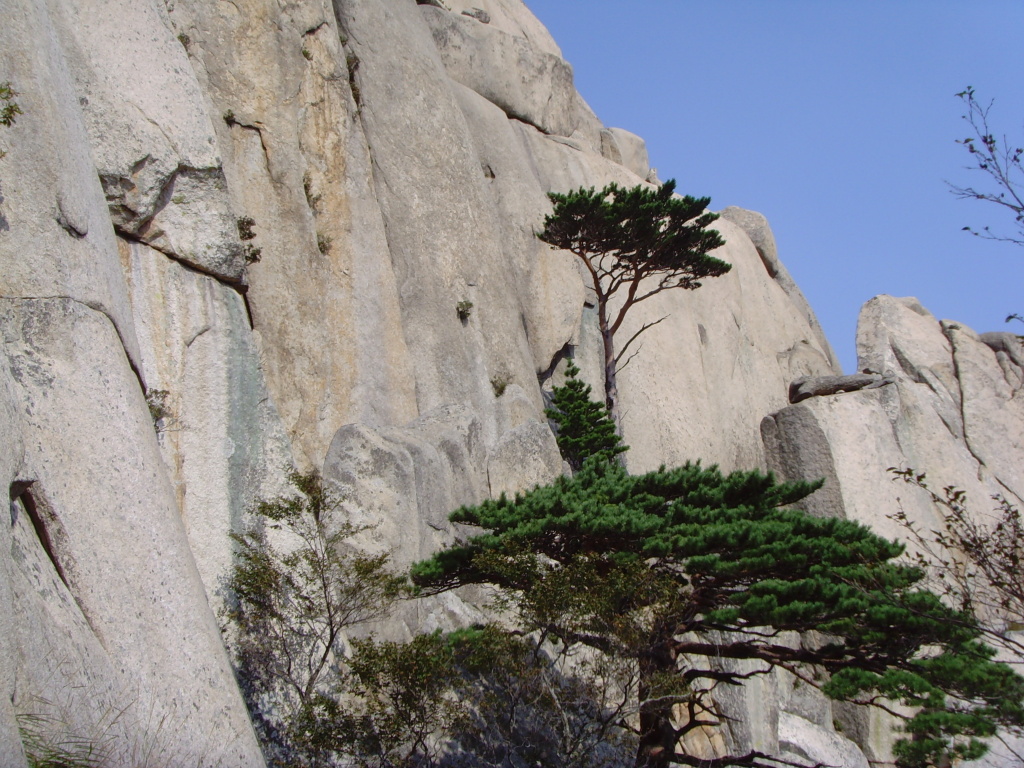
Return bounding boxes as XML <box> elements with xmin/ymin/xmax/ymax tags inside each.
<box><xmin>413</xmin><ymin>390</ymin><xmax>1024</xmax><ymax>768</ymax></box>
<box><xmin>225</xmin><ymin>471</ymin><xmax>409</xmax><ymax>765</ymax></box>
<box><xmin>537</xmin><ymin>180</ymin><xmax>729</xmax><ymax>426</ymax></box>
<box><xmin>545</xmin><ymin>361</ymin><xmax>627</xmax><ymax>471</ymax></box>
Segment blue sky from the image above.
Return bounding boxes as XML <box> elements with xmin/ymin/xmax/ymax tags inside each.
<box><xmin>524</xmin><ymin>1</ymin><xmax>1024</xmax><ymax>373</ymax></box>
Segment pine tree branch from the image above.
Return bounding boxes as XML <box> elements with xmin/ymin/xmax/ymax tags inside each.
<box><xmin>614</xmin><ymin>316</ymin><xmax>669</xmax><ymax>367</ymax></box>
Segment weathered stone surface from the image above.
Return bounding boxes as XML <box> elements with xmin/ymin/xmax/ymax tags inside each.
<box><xmin>571</xmin><ymin>92</ymin><xmax>607</xmax><ymax>154</ymax></box>
<box><xmin>601</xmin><ymin>126</ymin><xmax>651</xmax><ymax>180</ymax></box>
<box><xmin>337</xmin><ymin>0</ymin><xmax>549</xmax><ymax>448</ymax></box>
<box><xmin>486</xmin><ymin>419</ymin><xmax>564</xmax><ymax>498</ymax></box>
<box><xmin>0</xmin><ymin>355</ymin><xmax>28</xmax><ymax>768</ymax></box>
<box><xmin>323</xmin><ymin>406</ymin><xmax>488</xmax><ymax>570</ymax></box>
<box><xmin>720</xmin><ymin>206</ymin><xmax>839</xmax><ymax>371</ymax></box>
<box><xmin>760</xmin><ymin>403</ymin><xmax>846</xmax><ymax>519</ymax></box>
<box><xmin>713</xmin><ymin>653</ymin><xmax>779</xmax><ymax>756</ymax></box>
<box><xmin>441</xmin><ymin>0</ymin><xmax>564</xmax><ymax>58</ymax></box>
<box><xmin>461</xmin><ymin>7</ymin><xmax>491</xmax><ymax>23</ymax></box>
<box><xmin>981</xmin><ymin>330</ymin><xmax>1024</xmax><ymax>379</ymax></box>
<box><xmin>0</xmin><ymin>297</ymin><xmax>263</xmax><ymax>765</ymax></box>
<box><xmin>121</xmin><ymin>239</ymin><xmax>293</xmax><ymax>607</ymax></box>
<box><xmin>171</xmin><ymin>0</ymin><xmax>418</xmax><ymax>469</ymax></box>
<box><xmin>422</xmin><ymin>5</ymin><xmax>579</xmax><ymax>136</ymax></box>
<box><xmin>856</xmin><ymin>296</ymin><xmax>964</xmax><ymax>437</ymax></box>
<box><xmin>515</xmin><ymin>118</ymin><xmax>644</xmax><ymax>193</ymax></box>
<box><xmin>856</xmin><ymin>296</ymin><xmax>956</xmax><ymax>384</ymax></box>
<box><xmin>788</xmin><ymin>372</ymin><xmax>893</xmax><ymax>403</ymax></box>
<box><xmin>451</xmin><ymin>83</ymin><xmax>585</xmax><ymax>374</ymax></box>
<box><xmin>779</xmin><ymin>713</ymin><xmax>869</xmax><ymax>768</ymax></box>
<box><xmin>0</xmin><ymin>0</ymin><xmax>143</xmax><ymax>372</ymax></box>
<box><xmin>49</xmin><ymin>0</ymin><xmax>244</xmax><ymax>281</ymax></box>
<box><xmin>947</xmin><ymin>322</ymin><xmax>1024</xmax><ymax>498</ymax></box>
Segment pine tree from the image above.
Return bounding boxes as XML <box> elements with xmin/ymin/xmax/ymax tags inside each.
<box><xmin>413</xmin><ymin>459</ymin><xmax>1024</xmax><ymax>768</ymax></box>
<box><xmin>545</xmin><ymin>362</ymin><xmax>627</xmax><ymax>471</ymax></box>
<box><xmin>538</xmin><ymin>180</ymin><xmax>729</xmax><ymax>426</ymax></box>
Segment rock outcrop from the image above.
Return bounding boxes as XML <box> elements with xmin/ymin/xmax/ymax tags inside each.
<box><xmin>762</xmin><ymin>295</ymin><xmax>1024</xmax><ymax>765</ymax></box>
<box><xmin>0</xmin><ymin>0</ymin><xmax>1017</xmax><ymax>765</ymax></box>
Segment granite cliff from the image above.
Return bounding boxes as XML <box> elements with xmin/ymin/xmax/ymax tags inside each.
<box><xmin>0</xmin><ymin>1</ymin><xmax>1020</xmax><ymax>766</ymax></box>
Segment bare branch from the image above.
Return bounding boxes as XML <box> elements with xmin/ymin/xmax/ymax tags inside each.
<box><xmin>614</xmin><ymin>316</ymin><xmax>670</xmax><ymax>366</ymax></box>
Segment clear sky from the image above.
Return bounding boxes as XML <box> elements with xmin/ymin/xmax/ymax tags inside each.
<box><xmin>524</xmin><ymin>1</ymin><xmax>1024</xmax><ymax>373</ymax></box>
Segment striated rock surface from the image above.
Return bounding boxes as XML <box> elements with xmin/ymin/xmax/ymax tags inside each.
<box><xmin>763</xmin><ymin>295</ymin><xmax>1024</xmax><ymax>764</ymax></box>
<box><xmin>1</xmin><ymin>0</ymin><xmax>1018</xmax><ymax>765</ymax></box>
<box><xmin>1</xmin><ymin>297</ymin><xmax>262</xmax><ymax>766</ymax></box>
<box><xmin>764</xmin><ymin>295</ymin><xmax>1023</xmax><ymax>532</ymax></box>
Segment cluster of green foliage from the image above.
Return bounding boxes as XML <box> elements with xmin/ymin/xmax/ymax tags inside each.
<box><xmin>544</xmin><ymin>361</ymin><xmax>626</xmax><ymax>471</ymax></box>
<box><xmin>224</xmin><ymin>471</ymin><xmax>407</xmax><ymax>766</ymax></box>
<box><xmin>0</xmin><ymin>82</ymin><xmax>21</xmax><ymax>129</ymax></box>
<box><xmin>0</xmin><ymin>81</ymin><xmax>22</xmax><ymax>161</ymax></box>
<box><xmin>226</xmin><ymin>472</ymin><xmax>631</xmax><ymax>768</ymax></box>
<box><xmin>537</xmin><ymin>181</ymin><xmax>729</xmax><ymax>424</ymax></box>
<box><xmin>412</xmin><ymin>383</ymin><xmax>1024</xmax><ymax>768</ymax></box>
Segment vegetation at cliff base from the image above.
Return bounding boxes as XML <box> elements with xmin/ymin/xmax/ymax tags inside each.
<box><xmin>411</xmin><ymin>371</ymin><xmax>1024</xmax><ymax>768</ymax></box>
<box><xmin>224</xmin><ymin>471</ymin><xmax>407</xmax><ymax>766</ymax></box>
<box><xmin>227</xmin><ymin>373</ymin><xmax>1024</xmax><ymax>768</ymax></box>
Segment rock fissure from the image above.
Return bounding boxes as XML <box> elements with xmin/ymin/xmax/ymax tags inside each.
<box><xmin>942</xmin><ymin>323</ymin><xmax>992</xmax><ymax>474</ymax></box>
<box><xmin>115</xmin><ymin>226</ymin><xmax>247</xmax><ymax>291</ymax></box>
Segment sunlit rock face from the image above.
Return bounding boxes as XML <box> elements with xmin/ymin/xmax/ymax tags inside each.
<box><xmin>762</xmin><ymin>295</ymin><xmax>1024</xmax><ymax>764</ymax></box>
<box><xmin>4</xmin><ymin>0</ymin><xmax>1013</xmax><ymax>765</ymax></box>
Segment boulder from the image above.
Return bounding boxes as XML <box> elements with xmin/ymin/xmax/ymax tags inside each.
<box><xmin>788</xmin><ymin>372</ymin><xmax>893</xmax><ymax>403</ymax></box>
<box><xmin>779</xmin><ymin>713</ymin><xmax>870</xmax><ymax>768</ymax></box>
<box><xmin>600</xmin><ymin>126</ymin><xmax>651</xmax><ymax>180</ymax></box>
<box><xmin>324</xmin><ymin>407</ymin><xmax>486</xmax><ymax>560</ymax></box>
<box><xmin>486</xmin><ymin>419</ymin><xmax>564</xmax><ymax>498</ymax></box>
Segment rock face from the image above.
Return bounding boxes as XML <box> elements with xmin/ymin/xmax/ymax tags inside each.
<box><xmin>0</xmin><ymin>0</ymin><xmax>1018</xmax><ymax>765</ymax></box>
<box><xmin>762</xmin><ymin>295</ymin><xmax>1024</xmax><ymax>764</ymax></box>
